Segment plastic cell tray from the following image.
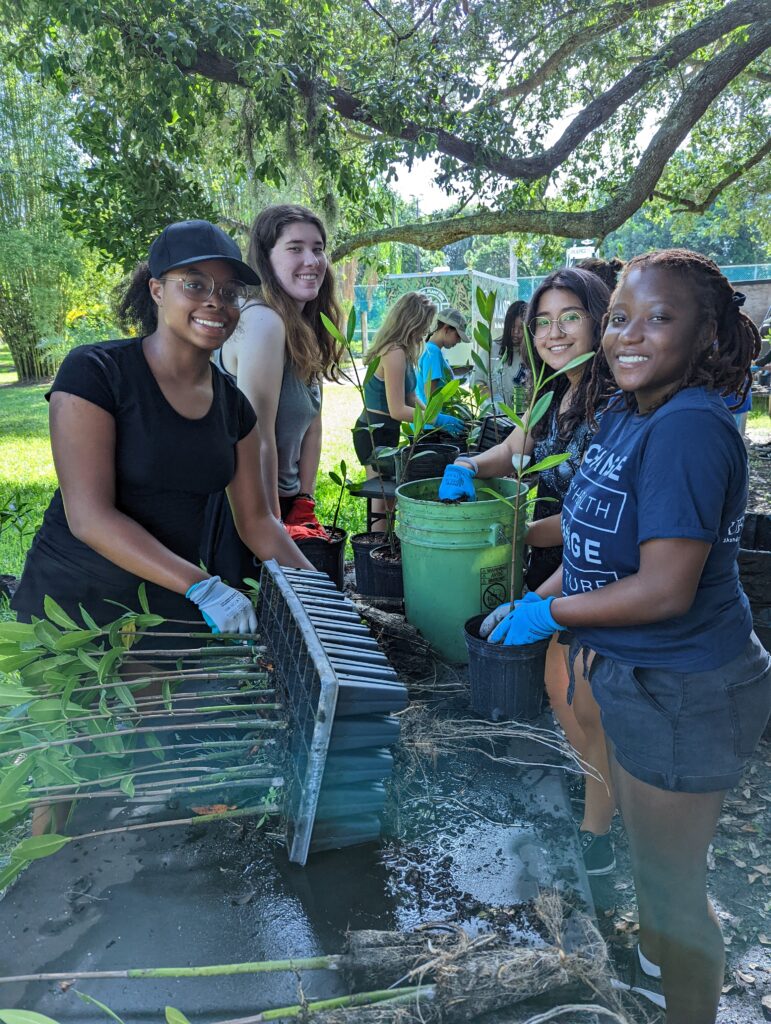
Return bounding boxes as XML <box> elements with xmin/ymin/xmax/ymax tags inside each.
<box><xmin>258</xmin><ymin>560</ymin><xmax>408</xmax><ymax>864</ymax></box>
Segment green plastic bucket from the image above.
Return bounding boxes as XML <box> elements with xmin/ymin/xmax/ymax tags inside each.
<box><xmin>395</xmin><ymin>477</ymin><xmax>528</xmax><ymax>664</ymax></box>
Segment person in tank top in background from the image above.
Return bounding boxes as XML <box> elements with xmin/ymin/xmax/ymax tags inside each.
<box><xmin>202</xmin><ymin>205</ymin><xmax>344</xmax><ymax>585</ymax></box>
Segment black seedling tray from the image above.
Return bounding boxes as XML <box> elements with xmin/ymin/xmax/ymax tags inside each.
<box><xmin>258</xmin><ymin>560</ymin><xmax>407</xmax><ymax>863</ymax></box>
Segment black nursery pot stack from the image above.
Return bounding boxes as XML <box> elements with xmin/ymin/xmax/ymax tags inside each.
<box><xmin>739</xmin><ymin>512</ymin><xmax>771</xmax><ymax>651</ymax></box>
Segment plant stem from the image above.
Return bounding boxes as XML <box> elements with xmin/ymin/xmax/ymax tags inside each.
<box><xmin>71</xmin><ymin>803</ymin><xmax>278</xmax><ymax>841</ymax></box>
<box><xmin>214</xmin><ymin>986</ymin><xmax>428</xmax><ymax>1024</ymax></box>
<box><xmin>5</xmin><ymin>719</ymin><xmax>285</xmax><ymax>758</ymax></box>
<box><xmin>0</xmin><ymin>956</ymin><xmax>344</xmax><ymax>984</ymax></box>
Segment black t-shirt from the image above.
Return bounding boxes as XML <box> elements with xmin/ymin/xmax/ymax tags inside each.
<box><xmin>12</xmin><ymin>338</ymin><xmax>256</xmax><ymax>625</ymax></box>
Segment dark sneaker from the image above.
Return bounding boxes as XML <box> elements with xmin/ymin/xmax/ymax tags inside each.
<box><xmin>610</xmin><ymin>946</ymin><xmax>666</xmax><ymax>1010</ymax></box>
<box><xmin>579</xmin><ymin>829</ymin><xmax>615</xmax><ymax>875</ymax></box>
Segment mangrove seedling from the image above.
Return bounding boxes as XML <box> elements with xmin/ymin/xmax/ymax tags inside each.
<box><xmin>327</xmin><ymin>458</ymin><xmax>353</xmax><ymax>535</ymax></box>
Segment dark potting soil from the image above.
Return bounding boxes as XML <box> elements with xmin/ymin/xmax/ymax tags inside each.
<box><xmin>370</xmin><ymin>544</ymin><xmax>401</xmax><ymax>564</ymax></box>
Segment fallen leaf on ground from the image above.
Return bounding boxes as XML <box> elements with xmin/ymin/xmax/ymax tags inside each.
<box><xmin>191</xmin><ymin>804</ymin><xmax>236</xmax><ymax>815</ymax></box>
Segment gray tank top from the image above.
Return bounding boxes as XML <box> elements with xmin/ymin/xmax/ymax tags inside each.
<box><xmin>212</xmin><ymin>346</ymin><xmax>321</xmax><ymax>497</ymax></box>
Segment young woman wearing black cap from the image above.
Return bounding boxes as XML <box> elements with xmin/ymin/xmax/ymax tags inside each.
<box><xmin>12</xmin><ymin>220</ymin><xmax>313</xmax><ymax>639</ymax></box>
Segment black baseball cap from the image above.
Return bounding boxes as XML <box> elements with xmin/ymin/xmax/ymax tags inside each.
<box><xmin>148</xmin><ymin>220</ymin><xmax>260</xmax><ymax>285</ymax></box>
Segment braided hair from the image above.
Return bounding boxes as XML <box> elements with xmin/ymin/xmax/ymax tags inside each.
<box><xmin>586</xmin><ymin>249</ymin><xmax>761</xmax><ymax>425</ymax></box>
<box><xmin>527</xmin><ymin>267</ymin><xmax>616</xmax><ymax>441</ymax></box>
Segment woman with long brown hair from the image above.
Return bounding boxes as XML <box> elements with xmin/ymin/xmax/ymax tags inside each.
<box><xmin>202</xmin><ymin>204</ymin><xmax>344</xmax><ymax>583</ymax></box>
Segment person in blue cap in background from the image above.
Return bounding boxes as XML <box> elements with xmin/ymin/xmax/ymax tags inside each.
<box><xmin>415</xmin><ymin>308</ymin><xmax>468</xmax><ymax>426</ymax></box>
<box><xmin>12</xmin><ymin>219</ymin><xmax>312</xmax><ymax>643</ymax></box>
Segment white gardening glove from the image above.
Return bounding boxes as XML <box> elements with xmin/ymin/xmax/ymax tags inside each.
<box><xmin>186</xmin><ymin>576</ymin><xmax>257</xmax><ymax>635</ymax></box>
<box><xmin>479</xmin><ymin>592</ymin><xmax>541</xmax><ymax>638</ymax></box>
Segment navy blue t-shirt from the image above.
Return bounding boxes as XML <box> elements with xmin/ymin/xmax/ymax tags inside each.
<box><xmin>561</xmin><ymin>386</ymin><xmax>752</xmax><ymax>670</ymax></box>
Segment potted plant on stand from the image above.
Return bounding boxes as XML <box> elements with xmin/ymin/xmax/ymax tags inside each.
<box><xmin>296</xmin><ymin>459</ymin><xmax>351</xmax><ymax>589</ymax></box>
<box><xmin>463</xmin><ymin>288</ymin><xmax>593</xmax><ymax>721</ymax></box>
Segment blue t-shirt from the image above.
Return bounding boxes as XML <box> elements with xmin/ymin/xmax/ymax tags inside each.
<box><xmin>416</xmin><ymin>342</ymin><xmax>453</xmax><ymax>403</ymax></box>
<box><xmin>561</xmin><ymin>386</ymin><xmax>752</xmax><ymax>671</ymax></box>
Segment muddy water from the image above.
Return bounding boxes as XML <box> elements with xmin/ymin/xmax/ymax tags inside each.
<box><xmin>0</xmin><ymin>738</ymin><xmax>590</xmax><ymax>1022</ymax></box>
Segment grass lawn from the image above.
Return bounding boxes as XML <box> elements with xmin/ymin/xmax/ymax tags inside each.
<box><xmin>0</xmin><ymin>344</ymin><xmax>369</xmax><ymax>575</ymax></box>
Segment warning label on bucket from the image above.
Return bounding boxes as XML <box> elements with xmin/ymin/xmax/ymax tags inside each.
<box><xmin>480</xmin><ymin>565</ymin><xmax>508</xmax><ymax>610</ymax></box>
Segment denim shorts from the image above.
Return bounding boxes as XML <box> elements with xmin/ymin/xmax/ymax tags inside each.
<box><xmin>583</xmin><ymin>633</ymin><xmax>771</xmax><ymax>793</ymax></box>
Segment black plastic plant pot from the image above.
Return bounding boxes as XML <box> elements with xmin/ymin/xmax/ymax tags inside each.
<box><xmin>472</xmin><ymin>414</ymin><xmax>517</xmax><ymax>454</ymax></box>
<box><xmin>464</xmin><ymin>613</ymin><xmax>548</xmax><ymax>722</ymax></box>
<box><xmin>367</xmin><ymin>543</ymin><xmax>404</xmax><ymax>607</ymax></box>
<box><xmin>296</xmin><ymin>527</ymin><xmax>347</xmax><ymax>589</ymax></box>
<box><xmin>351</xmin><ymin>531</ymin><xmax>386</xmax><ymax>597</ymax></box>
<box><xmin>396</xmin><ymin>442</ymin><xmax>460</xmax><ymax>484</ymax></box>
<box><xmin>739</xmin><ymin>512</ymin><xmax>771</xmax><ymax>611</ymax></box>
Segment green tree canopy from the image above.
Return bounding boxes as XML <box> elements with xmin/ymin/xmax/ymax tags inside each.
<box><xmin>1</xmin><ymin>0</ymin><xmax>769</xmax><ymax>266</ymax></box>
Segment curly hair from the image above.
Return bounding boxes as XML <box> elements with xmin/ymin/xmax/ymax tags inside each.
<box><xmin>576</xmin><ymin>257</ymin><xmax>625</xmax><ymax>291</ymax></box>
<box><xmin>116</xmin><ymin>262</ymin><xmax>156</xmax><ymax>336</ymax></box>
<box><xmin>586</xmin><ymin>249</ymin><xmax>761</xmax><ymax>424</ymax></box>
<box><xmin>498</xmin><ymin>300</ymin><xmax>528</xmax><ymax>366</ymax></box>
<box><xmin>526</xmin><ymin>267</ymin><xmax>615</xmax><ymax>441</ymax></box>
<box><xmin>365</xmin><ymin>292</ymin><xmax>437</xmax><ymax>369</ymax></box>
<box><xmin>246</xmin><ymin>204</ymin><xmax>344</xmax><ymax>383</ymax></box>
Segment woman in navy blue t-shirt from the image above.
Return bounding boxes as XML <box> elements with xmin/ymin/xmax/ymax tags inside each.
<box><xmin>486</xmin><ymin>250</ymin><xmax>770</xmax><ymax>1021</ymax></box>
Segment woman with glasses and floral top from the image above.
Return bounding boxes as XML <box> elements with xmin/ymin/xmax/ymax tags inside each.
<box><xmin>12</xmin><ymin>220</ymin><xmax>312</xmax><ymax>644</ymax></box>
<box><xmin>439</xmin><ymin>267</ymin><xmax>618</xmax><ymax>876</ymax></box>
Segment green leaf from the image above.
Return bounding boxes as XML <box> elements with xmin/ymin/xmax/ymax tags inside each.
<box><xmin>0</xmin><ymin>860</ymin><xmax>27</xmax><ymax>893</ymax></box>
<box><xmin>0</xmin><ymin>761</ymin><xmax>31</xmax><ymax>805</ymax></box>
<box><xmin>470</xmin><ymin>349</ymin><xmax>488</xmax><ymax>374</ymax></box>
<box><xmin>43</xmin><ymin>596</ymin><xmax>79</xmax><ymax>630</ymax></box>
<box><xmin>77</xmin><ymin>649</ymin><xmax>101</xmax><ymax>672</ymax></box>
<box><xmin>137</xmin><ymin>582</ymin><xmax>150</xmax><ymax>615</ymax></box>
<box><xmin>362</xmin><ymin>356</ymin><xmax>380</xmax><ymax>387</ymax></box>
<box><xmin>345</xmin><ymin>307</ymin><xmax>356</xmax><ymax>343</ymax></box>
<box><xmin>320</xmin><ymin>312</ymin><xmax>346</xmax><ymax>347</ymax></box>
<box><xmin>10</xmin><ymin>833</ymin><xmax>70</xmax><ymax>863</ymax></box>
<box><xmin>113</xmin><ymin>684</ymin><xmax>137</xmax><ymax>709</ymax></box>
<box><xmin>32</xmin><ymin>620</ymin><xmax>62</xmax><ymax>650</ymax></box>
<box><xmin>0</xmin><ymin>681</ymin><xmax>35</xmax><ymax>705</ymax></box>
<box><xmin>98</xmin><ymin>647</ymin><xmax>124</xmax><ymax>686</ymax></box>
<box><xmin>0</xmin><ymin>622</ymin><xmax>37</xmax><ymax>643</ymax></box>
<box><xmin>53</xmin><ymin>629</ymin><xmax>101</xmax><ymax>651</ymax></box>
<box><xmin>74</xmin><ymin>992</ymin><xmax>126</xmax><ymax>1024</ymax></box>
<box><xmin>162</xmin><ymin>679</ymin><xmax>172</xmax><ymax>711</ymax></box>
<box><xmin>527</xmin><ymin>453</ymin><xmax>572</xmax><ymax>474</ymax></box>
<box><xmin>328</xmin><ymin>471</ymin><xmax>342</xmax><ymax>486</ymax></box>
<box><xmin>496</xmin><ymin>404</ymin><xmax>526</xmax><ymax>431</ymax></box>
<box><xmin>0</xmin><ymin>652</ymin><xmax>40</xmax><ymax>673</ymax></box>
<box><xmin>165</xmin><ymin>1009</ymin><xmax>192</xmax><ymax>1024</ymax></box>
<box><xmin>78</xmin><ymin>605</ymin><xmax>101</xmax><ymax>631</ymax></box>
<box><xmin>526</xmin><ymin>391</ymin><xmax>555</xmax><ymax>433</ymax></box>
<box><xmin>145</xmin><ymin>732</ymin><xmax>165</xmax><ymax>761</ymax></box>
<box><xmin>542</xmin><ymin>351</ymin><xmax>594</xmax><ymax>385</ymax></box>
<box><xmin>120</xmin><ymin>774</ymin><xmax>135</xmax><ymax>797</ymax></box>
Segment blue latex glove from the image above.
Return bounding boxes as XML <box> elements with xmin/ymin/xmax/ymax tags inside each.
<box><xmin>186</xmin><ymin>576</ymin><xmax>257</xmax><ymax>635</ymax></box>
<box><xmin>434</xmin><ymin>412</ymin><xmax>465</xmax><ymax>436</ymax></box>
<box><xmin>439</xmin><ymin>463</ymin><xmax>477</xmax><ymax>502</ymax></box>
<box><xmin>479</xmin><ymin>591</ymin><xmax>541</xmax><ymax>638</ymax></box>
<box><xmin>489</xmin><ymin>594</ymin><xmax>561</xmax><ymax>646</ymax></box>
